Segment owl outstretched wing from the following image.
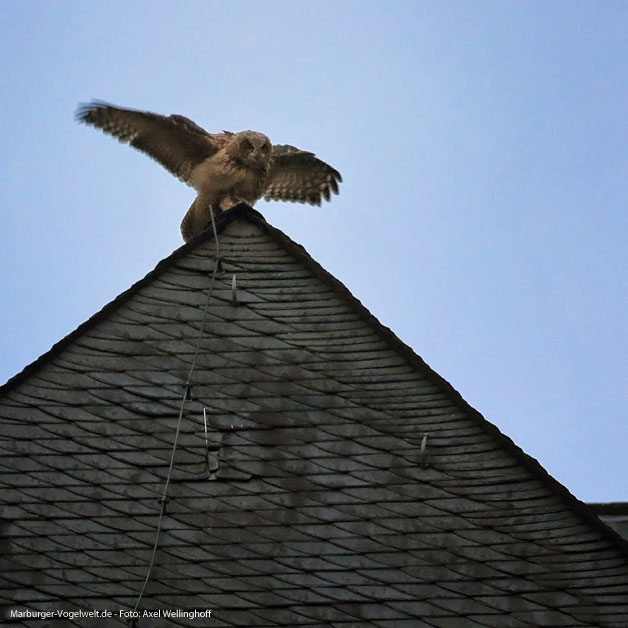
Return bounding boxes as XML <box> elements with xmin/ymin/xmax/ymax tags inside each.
<box><xmin>264</xmin><ymin>145</ymin><xmax>342</xmax><ymax>205</ymax></box>
<box><xmin>76</xmin><ymin>101</ymin><xmax>225</xmax><ymax>185</ymax></box>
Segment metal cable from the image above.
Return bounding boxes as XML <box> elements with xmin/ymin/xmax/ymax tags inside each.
<box><xmin>131</xmin><ymin>206</ymin><xmax>221</xmax><ymax>620</ymax></box>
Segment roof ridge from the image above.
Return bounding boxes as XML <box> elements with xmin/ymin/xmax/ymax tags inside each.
<box><xmin>253</xmin><ymin>214</ymin><xmax>628</xmax><ymax>562</ymax></box>
<box><xmin>0</xmin><ymin>204</ymin><xmax>255</xmax><ymax>396</ymax></box>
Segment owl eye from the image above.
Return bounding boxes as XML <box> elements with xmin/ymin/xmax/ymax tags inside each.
<box><xmin>242</xmin><ymin>140</ymin><xmax>254</xmax><ymax>153</ymax></box>
<box><xmin>261</xmin><ymin>143</ymin><xmax>270</xmax><ymax>153</ymax></box>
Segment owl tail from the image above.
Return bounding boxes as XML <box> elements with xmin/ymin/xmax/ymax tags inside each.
<box><xmin>180</xmin><ymin>197</ymin><xmax>214</xmax><ymax>243</ymax></box>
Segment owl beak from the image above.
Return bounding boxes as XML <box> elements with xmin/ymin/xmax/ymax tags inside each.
<box><xmin>253</xmin><ymin>152</ymin><xmax>267</xmax><ymax>167</ymax></box>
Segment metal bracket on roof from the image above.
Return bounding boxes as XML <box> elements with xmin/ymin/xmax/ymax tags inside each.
<box><xmin>202</xmin><ymin>407</ymin><xmax>214</xmax><ymax>479</ymax></box>
<box><xmin>210</xmin><ymin>253</ymin><xmax>224</xmax><ymax>276</ymax></box>
<box><xmin>231</xmin><ymin>274</ymin><xmax>239</xmax><ymax>306</ymax></box>
<box><xmin>419</xmin><ymin>434</ymin><xmax>429</xmax><ymax>468</ymax></box>
<box><xmin>203</xmin><ymin>408</ymin><xmax>210</xmax><ymax>450</ymax></box>
<box><xmin>158</xmin><ymin>496</ymin><xmax>170</xmax><ymax>514</ymax></box>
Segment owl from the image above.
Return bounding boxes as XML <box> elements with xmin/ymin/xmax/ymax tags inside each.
<box><xmin>76</xmin><ymin>101</ymin><xmax>342</xmax><ymax>242</ymax></box>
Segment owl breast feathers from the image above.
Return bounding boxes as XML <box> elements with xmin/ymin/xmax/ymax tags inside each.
<box><xmin>76</xmin><ymin>101</ymin><xmax>342</xmax><ymax>242</ymax></box>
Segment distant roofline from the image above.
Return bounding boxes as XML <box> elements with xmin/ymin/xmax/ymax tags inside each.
<box><xmin>588</xmin><ymin>502</ymin><xmax>628</xmax><ymax>516</ymax></box>
<box><xmin>2</xmin><ymin>203</ymin><xmax>627</xmax><ymax>559</ymax></box>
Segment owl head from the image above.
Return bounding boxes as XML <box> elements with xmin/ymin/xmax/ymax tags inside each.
<box><xmin>228</xmin><ymin>131</ymin><xmax>272</xmax><ymax>171</ymax></box>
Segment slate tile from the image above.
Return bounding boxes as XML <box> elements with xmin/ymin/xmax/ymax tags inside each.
<box><xmin>510</xmin><ymin>609</ymin><xmax>589</xmax><ymax>626</ymax></box>
<box><xmin>246</xmin><ymin>606</ymin><xmax>320</xmax><ymax>625</ymax></box>
<box><xmin>370</xmin><ymin>621</ymin><xmax>443</xmax><ymax>628</ymax></box>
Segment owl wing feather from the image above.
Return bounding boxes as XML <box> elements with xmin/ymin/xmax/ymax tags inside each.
<box><xmin>76</xmin><ymin>101</ymin><xmax>224</xmax><ymax>184</ymax></box>
<box><xmin>264</xmin><ymin>145</ymin><xmax>341</xmax><ymax>205</ymax></box>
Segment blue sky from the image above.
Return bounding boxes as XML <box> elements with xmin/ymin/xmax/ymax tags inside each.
<box><xmin>1</xmin><ymin>1</ymin><xmax>626</xmax><ymax>502</ymax></box>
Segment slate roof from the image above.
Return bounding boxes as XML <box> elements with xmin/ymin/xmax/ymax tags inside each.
<box><xmin>2</xmin><ymin>205</ymin><xmax>628</xmax><ymax>627</ymax></box>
